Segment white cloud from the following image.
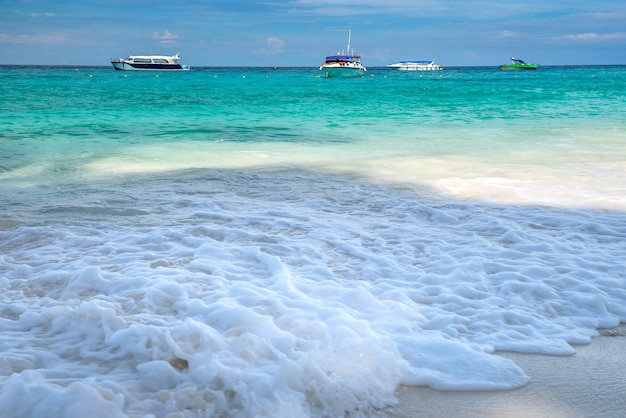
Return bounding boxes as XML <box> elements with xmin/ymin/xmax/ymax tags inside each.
<box><xmin>563</xmin><ymin>32</ymin><xmax>626</xmax><ymax>42</ymax></box>
<box><xmin>30</xmin><ymin>12</ymin><xmax>55</xmax><ymax>18</ymax></box>
<box><xmin>153</xmin><ymin>30</ymin><xmax>179</xmax><ymax>45</ymax></box>
<box><xmin>0</xmin><ymin>33</ymin><xmax>66</xmax><ymax>44</ymax></box>
<box><xmin>494</xmin><ymin>30</ymin><xmax>516</xmax><ymax>39</ymax></box>
<box><xmin>254</xmin><ymin>36</ymin><xmax>285</xmax><ymax>55</ymax></box>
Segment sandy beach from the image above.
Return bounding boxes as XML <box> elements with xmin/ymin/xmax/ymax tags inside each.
<box><xmin>388</xmin><ymin>325</ymin><xmax>626</xmax><ymax>417</ymax></box>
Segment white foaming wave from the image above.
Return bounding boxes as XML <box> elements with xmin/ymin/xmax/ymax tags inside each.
<box><xmin>1</xmin><ymin>169</ymin><xmax>625</xmax><ymax>417</ymax></box>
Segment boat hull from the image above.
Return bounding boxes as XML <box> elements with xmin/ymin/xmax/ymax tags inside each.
<box><xmin>389</xmin><ymin>65</ymin><xmax>442</xmax><ymax>71</ymax></box>
<box><xmin>388</xmin><ymin>61</ymin><xmax>443</xmax><ymax>71</ymax></box>
<box><xmin>111</xmin><ymin>60</ymin><xmax>190</xmax><ymax>71</ymax></box>
<box><xmin>499</xmin><ymin>64</ymin><xmax>539</xmax><ymax>70</ymax></box>
<box><xmin>320</xmin><ymin>66</ymin><xmax>365</xmax><ymax>78</ymax></box>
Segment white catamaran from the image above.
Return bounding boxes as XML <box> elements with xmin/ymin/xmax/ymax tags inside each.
<box><xmin>387</xmin><ymin>60</ymin><xmax>443</xmax><ymax>71</ymax></box>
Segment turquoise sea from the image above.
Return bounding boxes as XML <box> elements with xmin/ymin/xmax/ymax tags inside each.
<box><xmin>1</xmin><ymin>65</ymin><xmax>625</xmax><ymax>417</ymax></box>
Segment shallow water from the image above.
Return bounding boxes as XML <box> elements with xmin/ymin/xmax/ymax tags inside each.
<box><xmin>1</xmin><ymin>65</ymin><xmax>625</xmax><ymax>417</ymax></box>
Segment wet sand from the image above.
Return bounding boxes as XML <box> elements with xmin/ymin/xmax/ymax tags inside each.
<box><xmin>387</xmin><ymin>325</ymin><xmax>626</xmax><ymax>418</ymax></box>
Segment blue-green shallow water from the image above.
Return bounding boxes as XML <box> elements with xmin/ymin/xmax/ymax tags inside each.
<box><xmin>2</xmin><ymin>65</ymin><xmax>625</xmax><ymax>204</ymax></box>
<box><xmin>1</xmin><ymin>66</ymin><xmax>626</xmax><ymax>417</ymax></box>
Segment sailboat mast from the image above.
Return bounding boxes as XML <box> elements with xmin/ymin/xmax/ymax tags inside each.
<box><xmin>347</xmin><ymin>29</ymin><xmax>352</xmax><ymax>55</ymax></box>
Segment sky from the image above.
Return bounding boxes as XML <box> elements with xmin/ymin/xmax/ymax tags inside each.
<box><xmin>1</xmin><ymin>0</ymin><xmax>625</xmax><ymax>67</ymax></box>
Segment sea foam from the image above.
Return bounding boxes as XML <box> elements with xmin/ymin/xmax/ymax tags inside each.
<box><xmin>1</xmin><ymin>167</ymin><xmax>624</xmax><ymax>417</ymax></box>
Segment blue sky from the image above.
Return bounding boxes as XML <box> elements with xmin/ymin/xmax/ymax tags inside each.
<box><xmin>1</xmin><ymin>0</ymin><xmax>625</xmax><ymax>67</ymax></box>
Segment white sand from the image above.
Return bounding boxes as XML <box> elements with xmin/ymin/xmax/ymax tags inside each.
<box><xmin>387</xmin><ymin>325</ymin><xmax>626</xmax><ymax>418</ymax></box>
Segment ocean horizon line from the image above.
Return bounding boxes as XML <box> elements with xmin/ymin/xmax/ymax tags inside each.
<box><xmin>2</xmin><ymin>63</ymin><xmax>626</xmax><ymax>69</ymax></box>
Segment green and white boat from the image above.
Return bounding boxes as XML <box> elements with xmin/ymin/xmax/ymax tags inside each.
<box><xmin>500</xmin><ymin>57</ymin><xmax>539</xmax><ymax>70</ymax></box>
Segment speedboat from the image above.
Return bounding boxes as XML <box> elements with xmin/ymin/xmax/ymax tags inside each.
<box><xmin>319</xmin><ymin>31</ymin><xmax>366</xmax><ymax>78</ymax></box>
<box><xmin>499</xmin><ymin>57</ymin><xmax>538</xmax><ymax>70</ymax></box>
<box><xmin>387</xmin><ymin>60</ymin><xmax>443</xmax><ymax>71</ymax></box>
<box><xmin>110</xmin><ymin>53</ymin><xmax>190</xmax><ymax>71</ymax></box>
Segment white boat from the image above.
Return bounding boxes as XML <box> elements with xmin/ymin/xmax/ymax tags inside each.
<box><xmin>110</xmin><ymin>53</ymin><xmax>190</xmax><ymax>71</ymax></box>
<box><xmin>319</xmin><ymin>31</ymin><xmax>366</xmax><ymax>78</ymax></box>
<box><xmin>387</xmin><ymin>60</ymin><xmax>443</xmax><ymax>71</ymax></box>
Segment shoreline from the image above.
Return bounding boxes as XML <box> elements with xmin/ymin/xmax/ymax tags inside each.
<box><xmin>387</xmin><ymin>325</ymin><xmax>626</xmax><ymax>418</ymax></box>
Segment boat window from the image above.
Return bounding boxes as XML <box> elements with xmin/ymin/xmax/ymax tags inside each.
<box><xmin>153</xmin><ymin>59</ymin><xmax>169</xmax><ymax>63</ymax></box>
<box><xmin>132</xmin><ymin>58</ymin><xmax>151</xmax><ymax>63</ymax></box>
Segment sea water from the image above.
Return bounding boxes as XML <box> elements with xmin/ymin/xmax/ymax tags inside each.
<box><xmin>1</xmin><ymin>65</ymin><xmax>625</xmax><ymax>417</ymax></box>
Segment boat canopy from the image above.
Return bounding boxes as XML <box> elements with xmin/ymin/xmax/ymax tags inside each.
<box><xmin>324</xmin><ymin>55</ymin><xmax>361</xmax><ymax>61</ymax></box>
<box><xmin>396</xmin><ymin>60</ymin><xmax>434</xmax><ymax>64</ymax></box>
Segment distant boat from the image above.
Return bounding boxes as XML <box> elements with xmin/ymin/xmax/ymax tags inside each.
<box><xmin>387</xmin><ymin>60</ymin><xmax>443</xmax><ymax>71</ymax></box>
<box><xmin>110</xmin><ymin>53</ymin><xmax>190</xmax><ymax>71</ymax></box>
<box><xmin>319</xmin><ymin>30</ymin><xmax>366</xmax><ymax>78</ymax></box>
<box><xmin>499</xmin><ymin>57</ymin><xmax>539</xmax><ymax>70</ymax></box>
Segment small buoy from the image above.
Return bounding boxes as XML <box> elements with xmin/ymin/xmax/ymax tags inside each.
<box><xmin>156</xmin><ymin>75</ymin><xmax>159</xmax><ymax>78</ymax></box>
<box><xmin>242</xmin><ymin>75</ymin><xmax>246</xmax><ymax>78</ymax></box>
<box><xmin>124</xmin><ymin>74</ymin><xmax>127</xmax><ymax>77</ymax></box>
<box><xmin>89</xmin><ymin>74</ymin><xmax>93</xmax><ymax>78</ymax></box>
